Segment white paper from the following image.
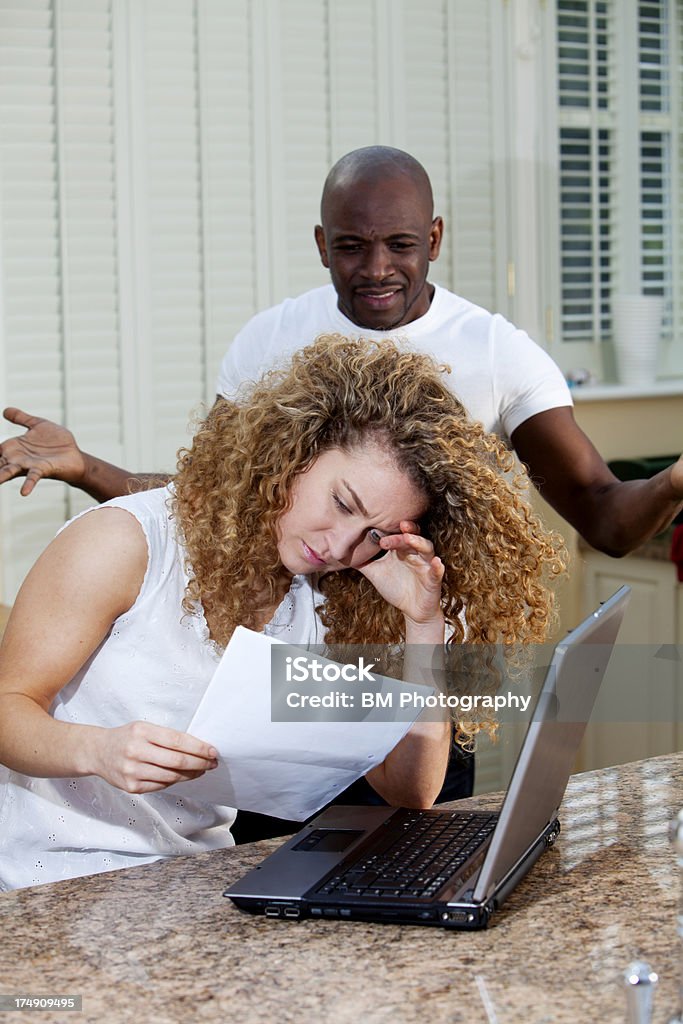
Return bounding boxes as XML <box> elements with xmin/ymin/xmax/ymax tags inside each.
<box><xmin>170</xmin><ymin>626</ymin><xmax>435</xmax><ymax>820</ymax></box>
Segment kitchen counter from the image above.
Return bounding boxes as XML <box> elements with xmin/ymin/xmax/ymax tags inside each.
<box><xmin>2</xmin><ymin>753</ymin><xmax>682</xmax><ymax>1024</ymax></box>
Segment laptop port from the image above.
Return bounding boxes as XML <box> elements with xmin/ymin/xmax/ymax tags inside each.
<box><xmin>264</xmin><ymin>905</ymin><xmax>281</xmax><ymax>917</ymax></box>
<box><xmin>283</xmin><ymin>907</ymin><xmax>300</xmax><ymax>918</ymax></box>
<box><xmin>441</xmin><ymin>910</ymin><xmax>474</xmax><ymax>923</ymax></box>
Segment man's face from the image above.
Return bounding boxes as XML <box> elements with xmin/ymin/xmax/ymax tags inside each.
<box><xmin>314</xmin><ymin>176</ymin><xmax>443</xmax><ymax>331</ymax></box>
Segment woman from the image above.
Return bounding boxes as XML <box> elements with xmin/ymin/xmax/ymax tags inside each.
<box><xmin>0</xmin><ymin>337</ymin><xmax>564</xmax><ymax>890</ymax></box>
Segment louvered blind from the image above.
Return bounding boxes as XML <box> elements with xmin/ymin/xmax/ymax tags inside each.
<box><xmin>278</xmin><ymin>0</ymin><xmax>330</xmax><ymax>301</ymax></box>
<box><xmin>639</xmin><ymin>3</ymin><xmax>674</xmax><ymax>339</ymax></box>
<box><xmin>555</xmin><ymin>0</ymin><xmax>682</xmax><ymax>368</ymax></box>
<box><xmin>197</xmin><ymin>0</ymin><xmax>256</xmax><ymax>398</ymax></box>
<box><xmin>403</xmin><ymin>0</ymin><xmax>454</xmax><ymax>290</ymax></box>
<box><xmin>58</xmin><ymin>0</ymin><xmax>121</xmax><ymax>467</ymax></box>
<box><xmin>0</xmin><ymin>0</ymin><xmax>121</xmax><ymax>596</ymax></box>
<box><xmin>0</xmin><ymin>0</ymin><xmax>504</xmax><ymax>602</ymax></box>
<box><xmin>556</xmin><ymin>0</ymin><xmax>614</xmax><ymax>344</ymax></box>
<box><xmin>141</xmin><ymin>0</ymin><xmax>205</xmax><ymax>471</ymax></box>
<box><xmin>444</xmin><ymin>0</ymin><xmax>497</xmax><ymax>310</ymax></box>
<box><xmin>326</xmin><ymin>0</ymin><xmax>497</xmax><ymax>310</ymax></box>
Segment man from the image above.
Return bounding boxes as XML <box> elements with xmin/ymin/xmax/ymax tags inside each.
<box><xmin>2</xmin><ymin>146</ymin><xmax>682</xmax><ymax>554</ymax></box>
<box><xmin>1</xmin><ymin>146</ymin><xmax>682</xmax><ymax>835</ymax></box>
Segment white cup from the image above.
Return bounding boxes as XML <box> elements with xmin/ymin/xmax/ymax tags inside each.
<box><xmin>612</xmin><ymin>294</ymin><xmax>663</xmax><ymax>386</ymax></box>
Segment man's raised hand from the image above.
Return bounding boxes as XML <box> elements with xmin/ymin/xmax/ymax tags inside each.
<box><xmin>0</xmin><ymin>407</ymin><xmax>86</xmax><ymax>496</ymax></box>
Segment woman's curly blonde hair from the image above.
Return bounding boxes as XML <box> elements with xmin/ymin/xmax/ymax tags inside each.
<box><xmin>172</xmin><ymin>336</ymin><xmax>566</xmax><ymax>739</ymax></box>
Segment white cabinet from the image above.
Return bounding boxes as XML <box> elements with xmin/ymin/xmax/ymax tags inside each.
<box><xmin>579</xmin><ymin>551</ymin><xmax>681</xmax><ymax>770</ymax></box>
<box><xmin>473</xmin><ymin>549</ymin><xmax>682</xmax><ymax>794</ymax></box>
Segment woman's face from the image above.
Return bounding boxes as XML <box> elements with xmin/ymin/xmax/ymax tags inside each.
<box><xmin>276</xmin><ymin>444</ymin><xmax>428</xmax><ymax>575</ymax></box>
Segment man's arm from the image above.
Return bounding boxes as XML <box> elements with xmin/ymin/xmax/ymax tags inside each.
<box><xmin>511</xmin><ymin>406</ymin><xmax>683</xmax><ymax>556</ymax></box>
<box><xmin>0</xmin><ymin>407</ymin><xmax>169</xmax><ymax>503</ymax></box>
<box><xmin>1</xmin><ymin>300</ymin><xmax>273</xmax><ymax>502</ymax></box>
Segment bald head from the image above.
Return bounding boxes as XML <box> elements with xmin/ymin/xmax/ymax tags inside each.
<box><xmin>321</xmin><ymin>146</ymin><xmax>434</xmax><ymax>223</ymax></box>
<box><xmin>314</xmin><ymin>147</ymin><xmax>443</xmax><ymax>331</ymax></box>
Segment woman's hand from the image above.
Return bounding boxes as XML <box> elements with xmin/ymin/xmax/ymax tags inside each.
<box><xmin>89</xmin><ymin>721</ymin><xmax>218</xmax><ymax>794</ymax></box>
<box><xmin>358</xmin><ymin>521</ymin><xmax>445</xmax><ymax>641</ymax></box>
<box><xmin>360</xmin><ymin>522</ymin><xmax>450</xmax><ymax>805</ymax></box>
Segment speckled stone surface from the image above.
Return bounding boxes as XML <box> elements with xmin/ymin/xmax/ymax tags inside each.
<box><xmin>1</xmin><ymin>753</ymin><xmax>682</xmax><ymax>1024</ymax></box>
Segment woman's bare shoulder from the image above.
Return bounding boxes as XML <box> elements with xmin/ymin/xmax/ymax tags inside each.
<box><xmin>15</xmin><ymin>505</ymin><xmax>150</xmax><ymax>633</ymax></box>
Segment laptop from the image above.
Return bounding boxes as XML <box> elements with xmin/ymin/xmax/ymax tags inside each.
<box><xmin>224</xmin><ymin>586</ymin><xmax>630</xmax><ymax>929</ymax></box>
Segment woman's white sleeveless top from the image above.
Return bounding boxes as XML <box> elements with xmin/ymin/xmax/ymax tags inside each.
<box><xmin>0</xmin><ymin>487</ymin><xmax>325</xmax><ymax>890</ymax></box>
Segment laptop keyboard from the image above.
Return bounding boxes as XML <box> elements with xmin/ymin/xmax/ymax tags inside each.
<box><xmin>314</xmin><ymin>809</ymin><xmax>498</xmax><ymax>901</ymax></box>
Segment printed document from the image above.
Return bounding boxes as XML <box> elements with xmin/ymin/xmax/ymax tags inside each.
<box><xmin>171</xmin><ymin>626</ymin><xmax>435</xmax><ymax>819</ymax></box>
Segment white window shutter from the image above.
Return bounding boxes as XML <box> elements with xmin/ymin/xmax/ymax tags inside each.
<box><xmin>401</xmin><ymin>0</ymin><xmax>454</xmax><ymax>290</ymax></box>
<box><xmin>328</xmin><ymin>0</ymin><xmax>500</xmax><ymax>311</ymax></box>
<box><xmin>548</xmin><ymin>0</ymin><xmax>683</xmax><ymax>377</ymax></box>
<box><xmin>647</xmin><ymin>0</ymin><xmax>683</xmax><ymax>375</ymax></box>
<box><xmin>327</xmin><ymin>0</ymin><xmax>380</xmax><ymax>155</ymax></box>
<box><xmin>197</xmin><ymin>0</ymin><xmax>257</xmax><ymax>398</ymax></box>
<box><xmin>674</xmin><ymin>0</ymin><xmax>683</xmax><ymax>373</ymax></box>
<box><xmin>277</xmin><ymin>0</ymin><xmax>330</xmax><ymax>300</ymax></box>
<box><xmin>442</xmin><ymin>0</ymin><xmax>498</xmax><ymax>310</ymax></box>
<box><xmin>0</xmin><ymin>0</ymin><xmax>120</xmax><ymax>598</ymax></box>
<box><xmin>555</xmin><ymin>0</ymin><xmax>615</xmax><ymax>355</ymax></box>
<box><xmin>0</xmin><ymin>0</ymin><xmax>507</xmax><ymax>602</ymax></box>
<box><xmin>58</xmin><ymin>0</ymin><xmax>122</xmax><ymax>470</ymax></box>
<box><xmin>136</xmin><ymin>0</ymin><xmax>205</xmax><ymax>472</ymax></box>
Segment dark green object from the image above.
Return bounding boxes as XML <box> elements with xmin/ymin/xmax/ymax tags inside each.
<box><xmin>608</xmin><ymin>455</ymin><xmax>683</xmax><ymax>525</ymax></box>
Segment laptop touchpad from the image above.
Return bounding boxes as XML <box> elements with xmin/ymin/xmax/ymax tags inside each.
<box><xmin>293</xmin><ymin>829</ymin><xmax>363</xmax><ymax>853</ymax></box>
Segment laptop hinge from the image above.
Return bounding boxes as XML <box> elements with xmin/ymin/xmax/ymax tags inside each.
<box><xmin>465</xmin><ymin>818</ymin><xmax>560</xmax><ymax>907</ymax></box>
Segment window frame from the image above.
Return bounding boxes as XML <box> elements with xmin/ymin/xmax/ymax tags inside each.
<box><xmin>532</xmin><ymin>0</ymin><xmax>683</xmax><ymax>381</ymax></box>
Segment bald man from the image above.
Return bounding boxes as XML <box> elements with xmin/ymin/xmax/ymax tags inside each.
<box><xmin>2</xmin><ymin>146</ymin><xmax>683</xmax><ymax>836</ymax></box>
<box><xmin>3</xmin><ymin>145</ymin><xmax>682</xmax><ymax>555</ymax></box>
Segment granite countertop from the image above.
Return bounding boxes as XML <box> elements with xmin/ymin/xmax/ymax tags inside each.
<box><xmin>1</xmin><ymin>753</ymin><xmax>682</xmax><ymax>1023</ymax></box>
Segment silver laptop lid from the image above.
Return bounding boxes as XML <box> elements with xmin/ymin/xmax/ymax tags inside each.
<box><xmin>470</xmin><ymin>586</ymin><xmax>630</xmax><ymax>904</ymax></box>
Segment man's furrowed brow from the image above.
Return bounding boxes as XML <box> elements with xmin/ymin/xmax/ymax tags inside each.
<box><xmin>331</xmin><ymin>230</ymin><xmax>421</xmax><ymax>243</ymax></box>
<box><xmin>331</xmin><ymin>232</ymin><xmax>366</xmax><ymax>243</ymax></box>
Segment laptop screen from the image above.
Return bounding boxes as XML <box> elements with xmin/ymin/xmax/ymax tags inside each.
<box><xmin>471</xmin><ymin>586</ymin><xmax>630</xmax><ymax>903</ymax></box>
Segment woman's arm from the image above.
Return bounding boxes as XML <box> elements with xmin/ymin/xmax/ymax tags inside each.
<box><xmin>0</xmin><ymin>508</ymin><xmax>217</xmax><ymax>792</ymax></box>
<box><xmin>365</xmin><ymin>717</ymin><xmax>451</xmax><ymax>808</ymax></box>
<box><xmin>360</xmin><ymin>522</ymin><xmax>451</xmax><ymax>807</ymax></box>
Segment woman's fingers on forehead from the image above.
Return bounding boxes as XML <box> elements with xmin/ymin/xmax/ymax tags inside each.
<box><xmin>399</xmin><ymin>519</ymin><xmax>420</xmax><ymax>533</ymax></box>
<box><xmin>380</xmin><ymin>531</ymin><xmax>433</xmax><ymax>553</ymax></box>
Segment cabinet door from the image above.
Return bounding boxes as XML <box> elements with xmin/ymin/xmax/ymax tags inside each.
<box><xmin>580</xmin><ymin>554</ymin><xmax>679</xmax><ymax>770</ymax></box>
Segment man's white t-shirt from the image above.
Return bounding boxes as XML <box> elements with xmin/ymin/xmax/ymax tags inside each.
<box><xmin>216</xmin><ymin>283</ymin><xmax>572</xmax><ymax>440</ymax></box>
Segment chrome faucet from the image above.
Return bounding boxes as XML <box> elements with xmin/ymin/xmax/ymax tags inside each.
<box><xmin>623</xmin><ymin>961</ymin><xmax>658</xmax><ymax>1024</ymax></box>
